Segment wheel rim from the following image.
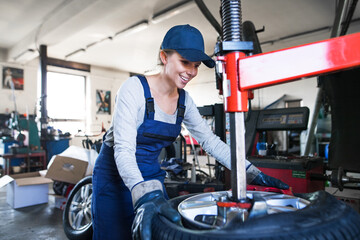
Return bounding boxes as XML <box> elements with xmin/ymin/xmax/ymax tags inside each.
<box><xmin>68</xmin><ymin>183</ymin><xmax>93</xmax><ymax>231</ymax></box>
<box><xmin>178</xmin><ymin>190</ymin><xmax>310</xmax><ymax>229</ymax></box>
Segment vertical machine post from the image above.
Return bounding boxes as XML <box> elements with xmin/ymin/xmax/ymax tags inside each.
<box><xmin>219</xmin><ymin>0</ymin><xmax>250</xmax><ymax>202</ymax></box>
<box><xmin>229</xmin><ymin>112</ymin><xmax>247</xmax><ymax>200</ymax></box>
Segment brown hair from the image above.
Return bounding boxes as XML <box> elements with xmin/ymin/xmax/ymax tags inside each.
<box><xmin>158</xmin><ymin>49</ymin><xmax>176</xmax><ymax>66</ymax></box>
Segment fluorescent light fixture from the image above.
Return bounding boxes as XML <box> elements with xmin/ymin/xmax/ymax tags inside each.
<box><xmin>64</xmin><ymin>20</ymin><xmax>148</xmax><ymax>60</ymax></box>
<box><xmin>99</xmin><ymin>36</ymin><xmax>113</xmax><ymax>43</ymax></box>
<box><xmin>65</xmin><ymin>48</ymin><xmax>86</xmax><ymax>60</ymax></box>
<box><xmin>151</xmin><ymin>0</ymin><xmax>195</xmax><ymax>24</ymax></box>
<box><xmin>114</xmin><ymin>20</ymin><xmax>149</xmax><ymax>38</ymax></box>
<box><xmin>13</xmin><ymin>49</ymin><xmax>38</xmax><ymax>63</ymax></box>
<box><xmin>86</xmin><ymin>36</ymin><xmax>113</xmax><ymax>49</ymax></box>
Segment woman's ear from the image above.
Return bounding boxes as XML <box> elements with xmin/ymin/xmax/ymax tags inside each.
<box><xmin>159</xmin><ymin>51</ymin><xmax>167</xmax><ymax>65</ymax></box>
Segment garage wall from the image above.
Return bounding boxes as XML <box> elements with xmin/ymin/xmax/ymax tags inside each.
<box><xmin>82</xmin><ymin>65</ymin><xmax>128</xmax><ymax>133</ymax></box>
<box><xmin>0</xmin><ymin>59</ymin><xmax>129</xmax><ymax>148</ymax></box>
<box><xmin>186</xmin><ymin>67</ymin><xmax>222</xmax><ymax>106</ymax></box>
<box><xmin>0</xmin><ymin>61</ymin><xmax>39</xmax><ymax>115</ymax></box>
<box><xmin>69</xmin><ymin>66</ymin><xmax>127</xmax><ymax>147</ymax></box>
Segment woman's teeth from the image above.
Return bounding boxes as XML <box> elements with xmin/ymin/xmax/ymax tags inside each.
<box><xmin>180</xmin><ymin>76</ymin><xmax>189</xmax><ymax>82</ymax></box>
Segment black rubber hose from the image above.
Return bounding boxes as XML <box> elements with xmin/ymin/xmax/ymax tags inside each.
<box><xmin>340</xmin><ymin>0</ymin><xmax>359</xmax><ymax>36</ymax></box>
<box><xmin>195</xmin><ymin>0</ymin><xmax>222</xmax><ymax>35</ymax></box>
<box><xmin>221</xmin><ymin>0</ymin><xmax>242</xmax><ymax>41</ymax></box>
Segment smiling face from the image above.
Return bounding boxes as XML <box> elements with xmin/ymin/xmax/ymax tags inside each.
<box><xmin>161</xmin><ymin>50</ymin><xmax>201</xmax><ymax>89</ymax></box>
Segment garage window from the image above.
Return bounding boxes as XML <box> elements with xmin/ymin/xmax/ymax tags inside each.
<box><xmin>47</xmin><ymin>71</ymin><xmax>86</xmax><ymax>134</ymax></box>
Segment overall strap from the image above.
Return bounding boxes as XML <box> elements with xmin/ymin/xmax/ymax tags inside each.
<box><xmin>176</xmin><ymin>89</ymin><xmax>186</xmax><ymax>125</ymax></box>
<box><xmin>137</xmin><ymin>75</ymin><xmax>155</xmax><ymax>120</ymax></box>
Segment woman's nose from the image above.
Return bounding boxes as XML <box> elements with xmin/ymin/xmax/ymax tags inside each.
<box><xmin>186</xmin><ymin>66</ymin><xmax>197</xmax><ymax>77</ymax></box>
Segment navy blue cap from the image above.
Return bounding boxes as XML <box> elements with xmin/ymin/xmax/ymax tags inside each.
<box><xmin>161</xmin><ymin>24</ymin><xmax>215</xmax><ymax>68</ymax></box>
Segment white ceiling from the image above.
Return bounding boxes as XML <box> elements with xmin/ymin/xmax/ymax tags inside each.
<box><xmin>1</xmin><ymin>0</ymin><xmax>359</xmax><ymax>74</ymax></box>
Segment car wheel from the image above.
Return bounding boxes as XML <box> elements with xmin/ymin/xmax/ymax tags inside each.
<box><xmin>63</xmin><ymin>176</ymin><xmax>93</xmax><ymax>240</ymax></box>
<box><xmin>152</xmin><ymin>190</ymin><xmax>360</xmax><ymax>240</ymax></box>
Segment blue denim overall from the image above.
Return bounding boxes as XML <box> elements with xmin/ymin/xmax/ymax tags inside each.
<box><xmin>92</xmin><ymin>75</ymin><xmax>185</xmax><ymax>240</ymax></box>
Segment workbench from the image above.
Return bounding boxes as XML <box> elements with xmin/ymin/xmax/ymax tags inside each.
<box><xmin>0</xmin><ymin>151</ymin><xmax>46</xmax><ymax>175</ymax></box>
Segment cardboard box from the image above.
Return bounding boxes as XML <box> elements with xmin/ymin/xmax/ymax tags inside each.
<box><xmin>45</xmin><ymin>155</ymin><xmax>88</xmax><ymax>184</ymax></box>
<box><xmin>0</xmin><ymin>172</ymin><xmax>53</xmax><ymax>209</ymax></box>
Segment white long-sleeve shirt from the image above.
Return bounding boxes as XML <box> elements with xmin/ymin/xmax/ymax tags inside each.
<box><xmin>104</xmin><ymin>76</ymin><xmax>255</xmax><ymax>190</ymax></box>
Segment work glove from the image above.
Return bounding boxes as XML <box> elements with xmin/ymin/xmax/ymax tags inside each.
<box><xmin>131</xmin><ymin>180</ymin><xmax>181</xmax><ymax>240</ymax></box>
<box><xmin>246</xmin><ymin>164</ymin><xmax>289</xmax><ymax>190</ymax></box>
<box><xmin>251</xmin><ymin>172</ymin><xmax>289</xmax><ymax>189</ymax></box>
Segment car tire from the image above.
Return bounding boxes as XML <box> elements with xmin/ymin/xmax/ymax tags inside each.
<box><xmin>63</xmin><ymin>176</ymin><xmax>93</xmax><ymax>240</ymax></box>
<box><xmin>152</xmin><ymin>190</ymin><xmax>360</xmax><ymax>240</ymax></box>
<box><xmin>53</xmin><ymin>181</ymin><xmax>70</xmax><ymax>196</ymax></box>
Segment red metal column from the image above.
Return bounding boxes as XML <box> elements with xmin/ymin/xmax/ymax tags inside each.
<box><xmin>218</xmin><ymin>51</ymin><xmax>249</xmax><ymax>201</ymax></box>
<box><xmin>219</xmin><ymin>51</ymin><xmax>248</xmax><ymax>112</ymax></box>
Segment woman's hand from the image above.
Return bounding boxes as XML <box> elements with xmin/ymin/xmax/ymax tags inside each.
<box><xmin>132</xmin><ymin>190</ymin><xmax>181</xmax><ymax>240</ymax></box>
<box><xmin>250</xmin><ymin>172</ymin><xmax>289</xmax><ymax>189</ymax></box>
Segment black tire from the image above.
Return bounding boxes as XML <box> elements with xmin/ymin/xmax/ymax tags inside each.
<box><xmin>63</xmin><ymin>176</ymin><xmax>93</xmax><ymax>240</ymax></box>
<box><xmin>152</xmin><ymin>190</ymin><xmax>360</xmax><ymax>240</ymax></box>
<box><xmin>53</xmin><ymin>181</ymin><xmax>70</xmax><ymax>196</ymax></box>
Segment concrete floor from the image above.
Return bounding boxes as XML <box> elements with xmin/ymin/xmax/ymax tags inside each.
<box><xmin>0</xmin><ymin>184</ymin><xmax>68</xmax><ymax>240</ymax></box>
<box><xmin>0</xmin><ymin>154</ymin><xmax>213</xmax><ymax>240</ymax></box>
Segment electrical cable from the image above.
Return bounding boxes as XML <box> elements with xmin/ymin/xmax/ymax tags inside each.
<box><xmin>340</xmin><ymin>0</ymin><xmax>359</xmax><ymax>36</ymax></box>
<box><xmin>194</xmin><ymin>0</ymin><xmax>222</xmax><ymax>35</ymax></box>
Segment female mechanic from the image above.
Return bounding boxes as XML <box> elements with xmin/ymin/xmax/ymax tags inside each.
<box><xmin>91</xmin><ymin>24</ymin><xmax>289</xmax><ymax>240</ymax></box>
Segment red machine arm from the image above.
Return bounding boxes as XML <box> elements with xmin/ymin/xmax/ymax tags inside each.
<box><xmin>240</xmin><ymin>32</ymin><xmax>360</xmax><ymax>91</ymax></box>
<box><xmin>219</xmin><ymin>32</ymin><xmax>360</xmax><ymax>112</ymax></box>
